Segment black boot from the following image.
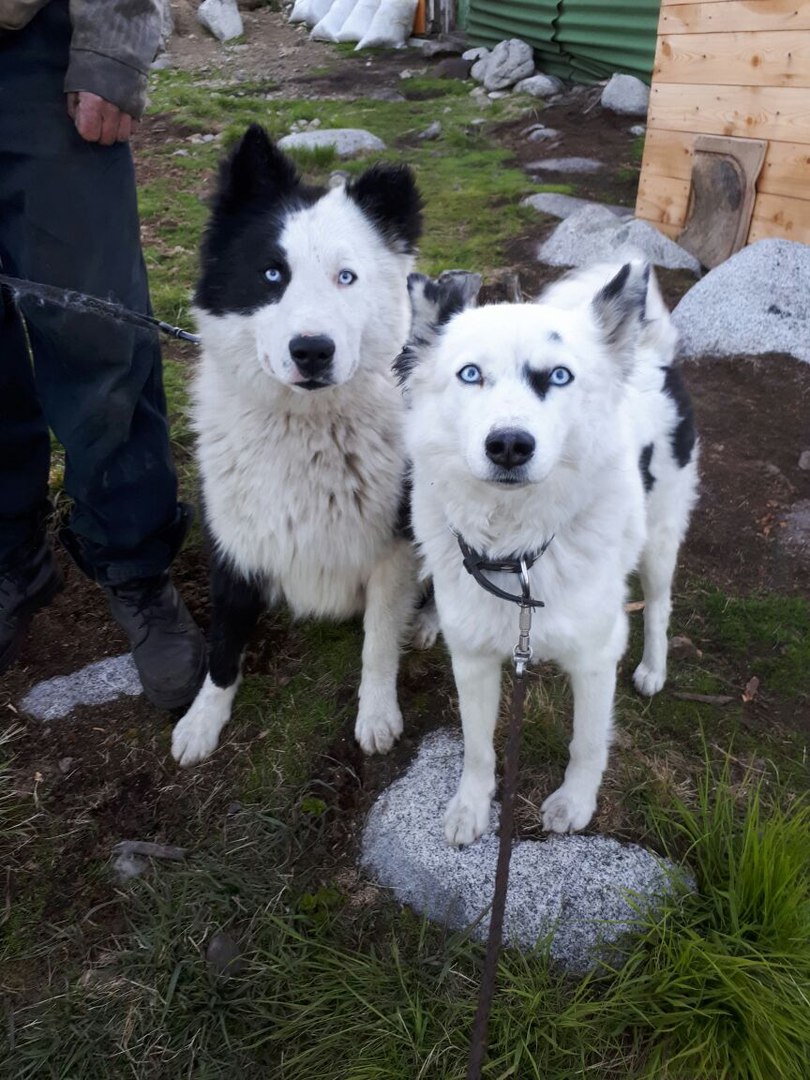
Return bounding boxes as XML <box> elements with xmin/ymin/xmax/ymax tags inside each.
<box><xmin>0</xmin><ymin>537</ymin><xmax>64</xmax><ymax>675</ymax></box>
<box><xmin>106</xmin><ymin>573</ymin><xmax>206</xmax><ymax>710</ymax></box>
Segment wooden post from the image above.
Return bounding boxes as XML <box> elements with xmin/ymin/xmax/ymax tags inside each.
<box><xmin>413</xmin><ymin>0</ymin><xmax>426</xmax><ymax>36</ymax></box>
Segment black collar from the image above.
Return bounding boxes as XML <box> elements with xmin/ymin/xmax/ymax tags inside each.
<box><xmin>455</xmin><ymin>532</ymin><xmax>552</xmax><ymax>608</ymax></box>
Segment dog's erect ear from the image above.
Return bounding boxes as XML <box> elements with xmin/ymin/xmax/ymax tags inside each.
<box><xmin>394</xmin><ymin>271</ymin><xmax>482</xmax><ymax>386</ymax></box>
<box><xmin>591</xmin><ymin>261</ymin><xmax>650</xmax><ymax>370</ymax></box>
<box><xmin>408</xmin><ymin>270</ymin><xmax>482</xmax><ymax>335</ymax></box>
<box><xmin>347</xmin><ymin>164</ymin><xmax>423</xmax><ymax>253</ymax></box>
<box><xmin>216</xmin><ymin>124</ymin><xmax>301</xmax><ymax>208</ymax></box>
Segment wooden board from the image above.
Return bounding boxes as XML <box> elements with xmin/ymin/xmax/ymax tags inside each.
<box><xmin>660</xmin><ymin>1</ymin><xmax>810</xmax><ymax>35</ymax></box>
<box><xmin>639</xmin><ymin>129</ymin><xmax>810</xmax><ymax>200</ymax></box>
<box><xmin>648</xmin><ymin>83</ymin><xmax>810</xmax><ymax>144</ymax></box>
<box><xmin>654</xmin><ymin>30</ymin><xmax>810</xmax><ymax>86</ymax></box>
<box><xmin>636</xmin><ymin>174</ymin><xmax>692</xmax><ymax>231</ymax></box>
<box><xmin>678</xmin><ymin>136</ymin><xmax>767</xmax><ymax>266</ymax></box>
<box><xmin>747</xmin><ymin>191</ymin><xmax>810</xmax><ymax>243</ymax></box>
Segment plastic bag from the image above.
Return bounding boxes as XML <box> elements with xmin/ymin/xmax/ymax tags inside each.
<box><xmin>334</xmin><ymin>0</ymin><xmax>380</xmax><ymax>42</ymax></box>
<box><xmin>311</xmin><ymin>0</ymin><xmax>358</xmax><ymax>41</ymax></box>
<box><xmin>356</xmin><ymin>0</ymin><xmax>417</xmax><ymax>49</ymax></box>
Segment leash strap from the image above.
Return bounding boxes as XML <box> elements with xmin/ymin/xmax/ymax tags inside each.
<box><xmin>466</xmin><ymin>659</ymin><xmax>529</xmax><ymax>1080</ymax></box>
<box><xmin>0</xmin><ymin>273</ymin><xmax>201</xmax><ymax>345</ymax></box>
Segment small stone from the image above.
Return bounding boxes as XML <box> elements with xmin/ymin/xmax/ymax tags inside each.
<box><xmin>58</xmin><ymin>757</ymin><xmax>74</xmax><ymax>774</ymax></box>
<box><xmin>629</xmin><ymin>124</ymin><xmax>646</xmax><ymax>136</ymax></box>
<box><xmin>521</xmin><ymin>193</ymin><xmax>631</xmax><ymax>220</ymax></box>
<box><xmin>206</xmin><ymin>931</ymin><xmax>245</xmax><ymax>977</ymax></box>
<box><xmin>150</xmin><ymin>53</ymin><xmax>172</xmax><ymax>71</ymax></box>
<box><xmin>201</xmin><ymin>133</ymin><xmax>216</xmax><ymax>143</ymax></box>
<box><xmin>527</xmin><ymin>127</ymin><xmax>559</xmax><ymax>142</ymax></box>
<box><xmin>529</xmin><ymin>156</ymin><xmax>604</xmax><ymax>174</ymax></box>
<box><xmin>462</xmin><ymin>46</ymin><xmax>489</xmax><ymax>61</ymax></box>
<box><xmin>669</xmin><ymin>635</ymin><xmax>700</xmax><ymax>660</ymax></box>
<box><xmin>488</xmin><ymin>90</ymin><xmax>510</xmax><ymax>100</ymax></box>
<box><xmin>171</xmin><ymin>149</ymin><xmax>190</xmax><ymax>157</ymax></box>
<box><xmin>799</xmin><ymin>451</ymin><xmax>810</xmax><ymax>471</ymax></box>
<box><xmin>513</xmin><ymin>74</ymin><xmax>563</xmax><ymax>98</ymax></box>
<box><xmin>399</xmin><ymin>69</ymin><xmax>415</xmax><ymax>80</ymax></box>
<box><xmin>418</xmin><ymin>121</ymin><xmax>442</xmax><ymax>140</ymax></box>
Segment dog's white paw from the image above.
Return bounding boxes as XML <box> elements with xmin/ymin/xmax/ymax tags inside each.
<box><xmin>541</xmin><ymin>784</ymin><xmax>596</xmax><ymax>834</ymax></box>
<box><xmin>633</xmin><ymin>661</ymin><xmax>666</xmax><ymax>697</ymax></box>
<box><xmin>355</xmin><ymin>701</ymin><xmax>403</xmax><ymax>755</ymax></box>
<box><xmin>171</xmin><ymin>695</ymin><xmax>228</xmax><ymax>767</ymax></box>
<box><xmin>411</xmin><ymin>603</ymin><xmax>440</xmax><ymax>650</ymax></box>
<box><xmin>444</xmin><ymin>789</ymin><xmax>492</xmax><ymax>847</ymax></box>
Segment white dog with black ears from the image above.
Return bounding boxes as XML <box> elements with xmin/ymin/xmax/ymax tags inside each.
<box><xmin>399</xmin><ymin>260</ymin><xmax>698</xmax><ymax>844</ymax></box>
<box><xmin>171</xmin><ymin>125</ymin><xmax>425</xmax><ymax>767</ymax></box>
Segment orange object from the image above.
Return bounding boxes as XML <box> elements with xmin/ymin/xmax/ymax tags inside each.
<box><xmin>413</xmin><ymin>0</ymin><xmax>426</xmax><ymax>36</ymax></box>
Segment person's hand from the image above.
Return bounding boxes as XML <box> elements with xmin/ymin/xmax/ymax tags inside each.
<box><xmin>66</xmin><ymin>92</ymin><xmax>137</xmax><ymax>145</ymax></box>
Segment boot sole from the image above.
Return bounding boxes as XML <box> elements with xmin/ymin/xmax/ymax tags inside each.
<box><xmin>0</xmin><ymin>568</ymin><xmax>65</xmax><ymax>676</ymax></box>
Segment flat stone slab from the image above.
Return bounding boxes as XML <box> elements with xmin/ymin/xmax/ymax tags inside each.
<box><xmin>361</xmin><ymin>730</ymin><xmax>687</xmax><ymax>972</ymax></box>
<box><xmin>538</xmin><ymin>204</ymin><xmax>701</xmax><ymax>272</ymax></box>
<box><xmin>277</xmin><ymin>129</ymin><xmax>385</xmax><ymax>157</ymax></box>
<box><xmin>529</xmin><ymin>156</ymin><xmax>604</xmax><ymax>174</ymax></box>
<box><xmin>522</xmin><ymin>192</ymin><xmax>632</xmax><ymax>221</ymax></box>
<box><xmin>673</xmin><ymin>239</ymin><xmax>810</xmax><ymax>362</ymax></box>
<box><xmin>20</xmin><ymin>654</ymin><xmax>142</xmax><ymax>721</ymax></box>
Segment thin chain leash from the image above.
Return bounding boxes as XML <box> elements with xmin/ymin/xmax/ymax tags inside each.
<box><xmin>456</xmin><ymin>541</ymin><xmax>549</xmax><ymax>1080</ymax></box>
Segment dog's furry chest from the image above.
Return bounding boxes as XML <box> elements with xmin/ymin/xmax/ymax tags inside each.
<box><xmin>196</xmin><ymin>377</ymin><xmax>405</xmax><ymax>618</ymax></box>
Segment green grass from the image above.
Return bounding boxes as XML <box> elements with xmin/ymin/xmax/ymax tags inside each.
<box><xmin>5</xmin><ymin>761</ymin><xmax>808</xmax><ymax>1079</ymax></box>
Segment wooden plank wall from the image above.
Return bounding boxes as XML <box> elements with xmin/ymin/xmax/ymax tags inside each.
<box><xmin>636</xmin><ymin>0</ymin><xmax>810</xmax><ymax>245</ymax></box>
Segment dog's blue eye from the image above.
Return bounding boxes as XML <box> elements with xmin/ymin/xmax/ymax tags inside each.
<box><xmin>550</xmin><ymin>366</ymin><xmax>573</xmax><ymax>386</ymax></box>
<box><xmin>338</xmin><ymin>269</ymin><xmax>357</xmax><ymax>286</ymax></box>
<box><xmin>458</xmin><ymin>364</ymin><xmax>482</xmax><ymax>385</ymax></box>
<box><xmin>265</xmin><ymin>268</ymin><xmax>283</xmax><ymax>284</ymax></box>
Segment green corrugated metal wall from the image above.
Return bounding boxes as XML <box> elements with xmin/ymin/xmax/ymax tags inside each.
<box><xmin>467</xmin><ymin>0</ymin><xmax>660</xmax><ymax>83</ymax></box>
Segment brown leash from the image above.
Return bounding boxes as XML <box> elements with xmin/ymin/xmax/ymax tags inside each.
<box><xmin>466</xmin><ymin>665</ymin><xmax>529</xmax><ymax>1080</ymax></box>
<box><xmin>454</xmin><ymin>538</ymin><xmax>545</xmax><ymax>1080</ymax></box>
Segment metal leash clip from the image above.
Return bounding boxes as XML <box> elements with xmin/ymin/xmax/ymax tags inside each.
<box><xmin>512</xmin><ymin>558</ymin><xmax>534</xmax><ymax>676</ymax></box>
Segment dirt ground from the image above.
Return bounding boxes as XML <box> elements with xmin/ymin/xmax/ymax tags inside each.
<box><xmin>3</xmin><ymin>7</ymin><xmax>810</xmax><ymax>940</ymax></box>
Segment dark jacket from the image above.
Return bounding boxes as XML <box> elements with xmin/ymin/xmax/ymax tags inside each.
<box><xmin>0</xmin><ymin>0</ymin><xmax>162</xmax><ymax>117</ymax></box>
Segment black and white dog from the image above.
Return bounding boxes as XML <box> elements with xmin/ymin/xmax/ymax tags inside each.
<box><xmin>400</xmin><ymin>260</ymin><xmax>699</xmax><ymax>843</ymax></box>
<box><xmin>171</xmin><ymin>125</ymin><xmax>423</xmax><ymax>766</ymax></box>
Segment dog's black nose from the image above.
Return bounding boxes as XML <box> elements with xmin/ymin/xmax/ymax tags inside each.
<box><xmin>289</xmin><ymin>334</ymin><xmax>335</xmax><ymax>378</ymax></box>
<box><xmin>485</xmin><ymin>428</ymin><xmax>536</xmax><ymax>469</ymax></box>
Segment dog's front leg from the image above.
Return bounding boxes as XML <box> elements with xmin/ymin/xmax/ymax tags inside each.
<box><xmin>444</xmin><ymin>649</ymin><xmax>503</xmax><ymax>846</ymax></box>
<box><xmin>172</xmin><ymin>559</ymin><xmax>265</xmax><ymax>767</ymax></box>
<box><xmin>541</xmin><ymin>663</ymin><xmax>616</xmax><ymax>833</ymax></box>
<box><xmin>354</xmin><ymin>540</ymin><xmax>417</xmax><ymax>755</ymax></box>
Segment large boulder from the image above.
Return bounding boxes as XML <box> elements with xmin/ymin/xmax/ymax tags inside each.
<box><xmin>673</xmin><ymin>239</ymin><xmax>810</xmax><ymax>362</ymax></box>
<box><xmin>361</xmin><ymin>730</ymin><xmax>689</xmax><ymax>972</ymax></box>
<box><xmin>601</xmin><ymin>73</ymin><xmax>650</xmax><ymax>116</ymax></box>
<box><xmin>537</xmin><ymin>204</ymin><xmax>701</xmax><ymax>273</ymax></box>
<box><xmin>482</xmin><ymin>38</ymin><xmax>535</xmax><ymax>91</ymax></box>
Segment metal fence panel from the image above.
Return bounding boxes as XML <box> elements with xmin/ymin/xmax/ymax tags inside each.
<box><xmin>468</xmin><ymin>0</ymin><xmax>661</xmax><ymax>83</ymax></box>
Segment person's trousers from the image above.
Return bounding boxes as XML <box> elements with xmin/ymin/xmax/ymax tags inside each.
<box><xmin>0</xmin><ymin>0</ymin><xmax>189</xmax><ymax>585</ymax></box>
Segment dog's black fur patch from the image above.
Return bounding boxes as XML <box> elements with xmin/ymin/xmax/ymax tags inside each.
<box><xmin>207</xmin><ymin>541</ymin><xmax>267</xmax><ymax>689</ymax></box>
<box><xmin>195</xmin><ymin>125</ymin><xmax>323</xmax><ymax>317</ymax></box>
<box><xmin>662</xmin><ymin>365</ymin><xmax>696</xmax><ymax>467</ymax></box>
<box><xmin>592</xmin><ymin>262</ymin><xmax>649</xmax><ymax>349</ymax></box>
<box><xmin>639</xmin><ymin>442</ymin><xmax>656</xmax><ymax>492</ymax></box>
<box><xmin>347</xmin><ymin>164</ymin><xmax>423</xmax><ymax>255</ymax></box>
<box><xmin>395</xmin><ymin>272</ymin><xmax>482</xmax><ymax>385</ymax></box>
